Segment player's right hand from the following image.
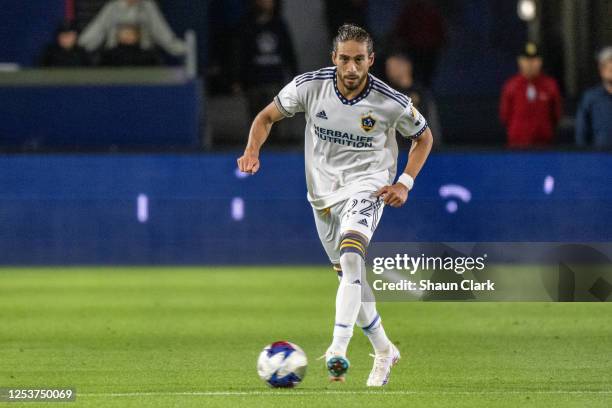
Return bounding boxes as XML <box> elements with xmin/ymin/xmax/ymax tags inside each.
<box><xmin>237</xmin><ymin>152</ymin><xmax>260</xmax><ymax>174</ymax></box>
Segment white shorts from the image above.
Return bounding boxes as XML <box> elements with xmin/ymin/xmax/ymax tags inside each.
<box><xmin>312</xmin><ymin>190</ymin><xmax>385</xmax><ymax>264</ymax></box>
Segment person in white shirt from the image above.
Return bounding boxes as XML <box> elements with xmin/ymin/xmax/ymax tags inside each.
<box><xmin>79</xmin><ymin>0</ymin><xmax>186</xmax><ymax>57</ymax></box>
<box><xmin>237</xmin><ymin>24</ymin><xmax>433</xmax><ymax>386</ymax></box>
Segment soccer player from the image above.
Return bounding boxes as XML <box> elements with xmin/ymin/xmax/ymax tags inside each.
<box><xmin>237</xmin><ymin>24</ymin><xmax>433</xmax><ymax>386</ymax></box>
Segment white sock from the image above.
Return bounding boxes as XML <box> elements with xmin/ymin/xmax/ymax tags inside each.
<box><xmin>330</xmin><ymin>252</ymin><xmax>363</xmax><ymax>355</ymax></box>
<box><xmin>363</xmin><ymin>316</ymin><xmax>392</xmax><ymax>354</ymax></box>
<box><xmin>358</xmin><ymin>279</ymin><xmax>391</xmax><ymax>354</ymax></box>
<box><xmin>333</xmin><ymin>264</ymin><xmax>392</xmax><ymax>355</ymax></box>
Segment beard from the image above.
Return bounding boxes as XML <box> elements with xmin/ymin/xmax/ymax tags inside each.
<box><xmin>339</xmin><ymin>71</ymin><xmax>366</xmax><ymax>91</ymax></box>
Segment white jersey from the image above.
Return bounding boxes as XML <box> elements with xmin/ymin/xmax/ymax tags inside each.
<box><xmin>274</xmin><ymin>66</ymin><xmax>428</xmax><ymax>210</ymax></box>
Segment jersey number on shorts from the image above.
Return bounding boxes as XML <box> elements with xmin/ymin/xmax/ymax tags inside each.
<box><xmin>348</xmin><ymin>199</ymin><xmax>374</xmax><ymax>217</ymax></box>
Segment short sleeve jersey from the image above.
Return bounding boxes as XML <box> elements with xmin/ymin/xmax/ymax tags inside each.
<box><xmin>274</xmin><ymin>67</ymin><xmax>428</xmax><ymax>210</ymax></box>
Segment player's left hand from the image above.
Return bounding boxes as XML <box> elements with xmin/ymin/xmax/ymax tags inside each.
<box><xmin>375</xmin><ymin>184</ymin><xmax>409</xmax><ymax>208</ymax></box>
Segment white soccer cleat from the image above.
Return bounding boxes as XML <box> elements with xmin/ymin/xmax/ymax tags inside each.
<box><xmin>366</xmin><ymin>343</ymin><xmax>401</xmax><ymax>387</ymax></box>
<box><xmin>319</xmin><ymin>349</ymin><xmax>350</xmax><ymax>382</ymax></box>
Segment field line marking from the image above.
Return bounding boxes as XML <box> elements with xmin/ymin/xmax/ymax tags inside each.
<box><xmin>79</xmin><ymin>390</ymin><xmax>612</xmax><ymax>398</ymax></box>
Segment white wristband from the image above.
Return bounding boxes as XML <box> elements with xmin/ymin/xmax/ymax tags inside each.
<box><xmin>397</xmin><ymin>173</ymin><xmax>414</xmax><ymax>191</ymax></box>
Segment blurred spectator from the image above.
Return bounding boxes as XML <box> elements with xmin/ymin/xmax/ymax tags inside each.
<box><xmin>99</xmin><ymin>24</ymin><xmax>162</xmax><ymax>66</ymax></box>
<box><xmin>208</xmin><ymin>0</ymin><xmax>246</xmax><ymax>94</ymax></box>
<box><xmin>78</xmin><ymin>0</ymin><xmax>186</xmax><ymax>58</ymax></box>
<box><xmin>575</xmin><ymin>47</ymin><xmax>612</xmax><ymax>149</ymax></box>
<box><xmin>385</xmin><ymin>53</ymin><xmax>442</xmax><ymax>147</ymax></box>
<box><xmin>324</xmin><ymin>0</ymin><xmax>369</xmax><ymax>40</ymax></box>
<box><xmin>389</xmin><ymin>0</ymin><xmax>446</xmax><ymax>86</ymax></box>
<box><xmin>234</xmin><ymin>0</ymin><xmax>298</xmax><ymax>121</ymax></box>
<box><xmin>40</xmin><ymin>21</ymin><xmax>90</xmax><ymax>67</ymax></box>
<box><xmin>500</xmin><ymin>43</ymin><xmax>562</xmax><ymax>148</ymax></box>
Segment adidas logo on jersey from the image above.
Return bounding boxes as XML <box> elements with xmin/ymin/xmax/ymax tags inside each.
<box><xmin>316</xmin><ymin>110</ymin><xmax>328</xmax><ymax>119</ymax></box>
<box><xmin>358</xmin><ymin>218</ymin><xmax>369</xmax><ymax>227</ymax></box>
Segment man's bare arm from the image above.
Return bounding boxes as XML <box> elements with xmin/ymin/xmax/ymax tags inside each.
<box><xmin>404</xmin><ymin>127</ymin><xmax>434</xmax><ymax>180</ymax></box>
<box><xmin>376</xmin><ymin>127</ymin><xmax>434</xmax><ymax>207</ymax></box>
<box><xmin>237</xmin><ymin>102</ymin><xmax>286</xmax><ymax>174</ymax></box>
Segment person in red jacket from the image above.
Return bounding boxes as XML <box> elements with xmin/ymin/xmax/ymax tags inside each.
<box><xmin>500</xmin><ymin>43</ymin><xmax>562</xmax><ymax>148</ymax></box>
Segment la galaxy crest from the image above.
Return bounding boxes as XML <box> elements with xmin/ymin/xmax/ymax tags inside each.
<box><xmin>361</xmin><ymin>112</ymin><xmax>376</xmax><ymax>132</ymax></box>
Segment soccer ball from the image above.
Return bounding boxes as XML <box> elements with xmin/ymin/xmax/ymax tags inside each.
<box><xmin>257</xmin><ymin>341</ymin><xmax>308</xmax><ymax>388</ymax></box>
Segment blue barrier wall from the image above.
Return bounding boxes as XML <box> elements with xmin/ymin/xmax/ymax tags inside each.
<box><xmin>0</xmin><ymin>81</ymin><xmax>201</xmax><ymax>148</ymax></box>
<box><xmin>1</xmin><ymin>152</ymin><xmax>611</xmax><ymax>265</ymax></box>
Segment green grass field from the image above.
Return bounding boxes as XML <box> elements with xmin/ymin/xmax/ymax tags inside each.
<box><xmin>1</xmin><ymin>267</ymin><xmax>611</xmax><ymax>407</ymax></box>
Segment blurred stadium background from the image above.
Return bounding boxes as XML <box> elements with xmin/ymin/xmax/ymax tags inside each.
<box><xmin>0</xmin><ymin>0</ymin><xmax>610</xmax><ymax>264</ymax></box>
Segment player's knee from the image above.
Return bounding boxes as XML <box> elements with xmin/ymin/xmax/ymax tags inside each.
<box><xmin>339</xmin><ymin>232</ymin><xmax>368</xmax><ymax>260</ymax></box>
<box><xmin>339</xmin><ymin>232</ymin><xmax>368</xmax><ymax>284</ymax></box>
<box><xmin>339</xmin><ymin>252</ymin><xmax>361</xmax><ymax>284</ymax></box>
